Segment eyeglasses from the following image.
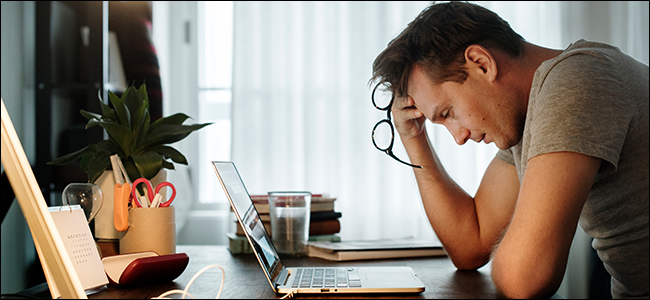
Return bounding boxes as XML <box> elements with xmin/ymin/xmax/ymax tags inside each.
<box><xmin>371</xmin><ymin>83</ymin><xmax>423</xmax><ymax>169</ymax></box>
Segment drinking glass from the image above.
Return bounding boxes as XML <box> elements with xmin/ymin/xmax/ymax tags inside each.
<box><xmin>268</xmin><ymin>191</ymin><xmax>311</xmax><ymax>256</ymax></box>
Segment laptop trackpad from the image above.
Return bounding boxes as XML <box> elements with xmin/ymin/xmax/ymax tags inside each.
<box><xmin>362</xmin><ymin>267</ymin><xmax>419</xmax><ymax>285</ymax></box>
<box><xmin>367</xmin><ymin>271</ymin><xmax>414</xmax><ymax>281</ymax></box>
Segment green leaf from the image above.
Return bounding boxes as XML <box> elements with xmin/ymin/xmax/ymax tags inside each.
<box><xmin>131</xmin><ymin>151</ymin><xmax>163</xmax><ymax>180</ymax></box>
<box><xmin>122</xmin><ymin>159</ymin><xmax>141</xmax><ymax>183</ymax></box>
<box><xmin>99</xmin><ymin>96</ymin><xmax>118</xmax><ymax>121</ymax></box>
<box><xmin>138</xmin><ymin>83</ymin><xmax>149</xmax><ymax>103</ymax></box>
<box><xmin>131</xmin><ymin>101</ymin><xmax>149</xmax><ymax>147</ymax></box>
<box><xmin>149</xmin><ymin>113</ymin><xmax>191</xmax><ymax>131</ymax></box>
<box><xmin>161</xmin><ymin>160</ymin><xmax>175</xmax><ymax>170</ymax></box>
<box><xmin>85</xmin><ymin>118</ymin><xmax>102</xmax><ymax>128</ymax></box>
<box><xmin>78</xmin><ymin>144</ymin><xmax>98</xmax><ymax>171</ymax></box>
<box><xmin>140</xmin><ymin>109</ymin><xmax>151</xmax><ymax>146</ymax></box>
<box><xmin>91</xmin><ymin>121</ymin><xmax>134</xmax><ymax>156</ymax></box>
<box><xmin>95</xmin><ymin>139</ymin><xmax>123</xmax><ymax>157</ymax></box>
<box><xmin>86</xmin><ymin>150</ymin><xmax>112</xmax><ymax>183</ymax></box>
<box><xmin>48</xmin><ymin>144</ymin><xmax>95</xmax><ymax>165</ymax></box>
<box><xmin>80</xmin><ymin>110</ymin><xmax>104</xmax><ymax>128</ymax></box>
<box><xmin>83</xmin><ymin>140</ymin><xmax>124</xmax><ymax>182</ymax></box>
<box><xmin>123</xmin><ymin>84</ymin><xmax>148</xmax><ymax>129</ymax></box>
<box><xmin>154</xmin><ymin>145</ymin><xmax>188</xmax><ymax>165</ymax></box>
<box><xmin>80</xmin><ymin>110</ymin><xmax>103</xmax><ymax>121</ymax></box>
<box><xmin>108</xmin><ymin>90</ymin><xmax>131</xmax><ymax>129</ymax></box>
<box><xmin>135</xmin><ymin>123</ymin><xmax>212</xmax><ymax>153</ymax></box>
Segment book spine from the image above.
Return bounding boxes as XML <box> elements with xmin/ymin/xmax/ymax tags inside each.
<box><xmin>230</xmin><ymin>201</ymin><xmax>335</xmax><ymax>213</ymax></box>
<box><xmin>234</xmin><ymin>219</ymin><xmax>341</xmax><ymax>237</ymax></box>
<box><xmin>309</xmin><ymin>219</ymin><xmax>341</xmax><ymax>236</ymax></box>
<box><xmin>310</xmin><ymin>211</ymin><xmax>342</xmax><ymax>221</ymax></box>
<box><xmin>308</xmin><ymin>234</ymin><xmax>341</xmax><ymax>242</ymax></box>
<box><xmin>226</xmin><ymin>233</ymin><xmax>253</xmax><ymax>254</ymax></box>
<box><xmin>250</xmin><ymin>195</ymin><xmax>336</xmax><ymax>203</ymax></box>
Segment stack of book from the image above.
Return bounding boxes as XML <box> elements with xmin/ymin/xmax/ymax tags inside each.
<box><xmin>307</xmin><ymin>237</ymin><xmax>446</xmax><ymax>261</ymax></box>
<box><xmin>228</xmin><ymin>194</ymin><xmax>342</xmax><ymax>254</ymax></box>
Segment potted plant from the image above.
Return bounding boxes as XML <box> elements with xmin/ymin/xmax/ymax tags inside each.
<box><xmin>49</xmin><ymin>83</ymin><xmax>211</xmax><ymax>183</ymax></box>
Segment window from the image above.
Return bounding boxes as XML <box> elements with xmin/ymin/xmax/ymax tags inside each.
<box><xmin>197</xmin><ymin>1</ymin><xmax>234</xmax><ymax>204</ymax></box>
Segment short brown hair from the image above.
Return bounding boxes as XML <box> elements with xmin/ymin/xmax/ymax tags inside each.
<box><xmin>370</xmin><ymin>1</ymin><xmax>525</xmax><ymax>97</ymax></box>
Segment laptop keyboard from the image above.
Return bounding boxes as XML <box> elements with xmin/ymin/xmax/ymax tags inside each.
<box><xmin>291</xmin><ymin>268</ymin><xmax>362</xmax><ymax>288</ymax></box>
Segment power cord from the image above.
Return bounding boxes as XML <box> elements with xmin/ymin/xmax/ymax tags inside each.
<box><xmin>151</xmin><ymin>264</ymin><xmax>225</xmax><ymax>299</ymax></box>
<box><xmin>279</xmin><ymin>290</ymin><xmax>294</xmax><ymax>299</ymax></box>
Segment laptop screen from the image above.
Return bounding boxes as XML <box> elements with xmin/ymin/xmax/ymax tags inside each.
<box><xmin>212</xmin><ymin>162</ymin><xmax>282</xmax><ymax>281</ymax></box>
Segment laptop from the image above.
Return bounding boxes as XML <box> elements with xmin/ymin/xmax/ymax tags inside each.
<box><xmin>212</xmin><ymin>161</ymin><xmax>426</xmax><ymax>295</ymax></box>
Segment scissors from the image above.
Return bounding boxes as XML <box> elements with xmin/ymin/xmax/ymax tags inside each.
<box><xmin>131</xmin><ymin>178</ymin><xmax>177</xmax><ymax>208</ymax></box>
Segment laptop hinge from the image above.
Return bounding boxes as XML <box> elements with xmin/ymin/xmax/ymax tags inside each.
<box><xmin>275</xmin><ymin>268</ymin><xmax>290</xmax><ymax>287</ymax></box>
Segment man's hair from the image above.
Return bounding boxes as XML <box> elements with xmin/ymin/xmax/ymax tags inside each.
<box><xmin>370</xmin><ymin>1</ymin><xmax>526</xmax><ymax>97</ymax></box>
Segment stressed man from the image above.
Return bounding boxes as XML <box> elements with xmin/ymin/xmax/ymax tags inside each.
<box><xmin>371</xmin><ymin>2</ymin><xmax>648</xmax><ymax>298</ymax></box>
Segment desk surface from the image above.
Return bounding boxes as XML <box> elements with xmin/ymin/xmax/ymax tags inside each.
<box><xmin>81</xmin><ymin>245</ymin><xmax>564</xmax><ymax>299</ymax></box>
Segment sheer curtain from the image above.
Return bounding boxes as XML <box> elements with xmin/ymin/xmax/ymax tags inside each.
<box><xmin>231</xmin><ymin>1</ymin><xmax>437</xmax><ymax>241</ymax></box>
<box><xmin>230</xmin><ymin>1</ymin><xmax>648</xmax><ymax>243</ymax></box>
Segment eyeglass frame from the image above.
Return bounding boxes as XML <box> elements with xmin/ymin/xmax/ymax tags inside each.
<box><xmin>371</xmin><ymin>83</ymin><xmax>423</xmax><ymax>169</ymax></box>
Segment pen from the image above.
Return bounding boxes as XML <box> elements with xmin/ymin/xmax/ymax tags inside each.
<box><xmin>139</xmin><ymin>196</ymin><xmax>149</xmax><ymax>208</ymax></box>
<box><xmin>151</xmin><ymin>194</ymin><xmax>163</xmax><ymax>208</ymax></box>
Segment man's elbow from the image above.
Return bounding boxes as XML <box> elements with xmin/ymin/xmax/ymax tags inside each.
<box><xmin>493</xmin><ymin>279</ymin><xmax>558</xmax><ymax>298</ymax></box>
<box><xmin>491</xmin><ymin>263</ymin><xmax>562</xmax><ymax>299</ymax></box>
<box><xmin>448</xmin><ymin>251</ymin><xmax>491</xmax><ymax>271</ymax></box>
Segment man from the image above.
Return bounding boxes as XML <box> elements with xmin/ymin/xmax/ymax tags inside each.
<box><xmin>370</xmin><ymin>2</ymin><xmax>648</xmax><ymax>298</ymax></box>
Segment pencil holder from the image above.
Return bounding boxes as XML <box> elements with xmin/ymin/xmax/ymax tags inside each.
<box><xmin>119</xmin><ymin>206</ymin><xmax>176</xmax><ymax>255</ymax></box>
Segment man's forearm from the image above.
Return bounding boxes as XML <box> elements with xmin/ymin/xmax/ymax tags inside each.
<box><xmin>402</xmin><ymin>133</ymin><xmax>493</xmax><ymax>269</ymax></box>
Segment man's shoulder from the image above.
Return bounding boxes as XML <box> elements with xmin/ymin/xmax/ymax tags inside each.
<box><xmin>540</xmin><ymin>39</ymin><xmax>645</xmax><ymax>82</ymax></box>
<box><xmin>565</xmin><ymin>39</ymin><xmax>622</xmax><ymax>53</ymax></box>
<box><xmin>532</xmin><ymin>39</ymin><xmax>644</xmax><ymax>105</ymax></box>
<box><xmin>538</xmin><ymin>42</ymin><xmax>616</xmax><ymax>81</ymax></box>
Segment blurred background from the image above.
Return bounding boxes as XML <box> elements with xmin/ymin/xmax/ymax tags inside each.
<box><xmin>2</xmin><ymin>1</ymin><xmax>648</xmax><ymax>298</ymax></box>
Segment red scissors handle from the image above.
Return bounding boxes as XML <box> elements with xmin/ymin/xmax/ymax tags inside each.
<box><xmin>155</xmin><ymin>182</ymin><xmax>177</xmax><ymax>207</ymax></box>
<box><xmin>131</xmin><ymin>178</ymin><xmax>155</xmax><ymax>208</ymax></box>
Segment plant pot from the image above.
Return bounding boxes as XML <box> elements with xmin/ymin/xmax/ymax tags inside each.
<box><xmin>119</xmin><ymin>206</ymin><xmax>176</xmax><ymax>255</ymax></box>
<box><xmin>94</xmin><ymin>169</ymin><xmax>168</xmax><ymax>240</ymax></box>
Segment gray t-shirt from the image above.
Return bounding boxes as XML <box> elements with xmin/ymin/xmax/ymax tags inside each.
<box><xmin>496</xmin><ymin>39</ymin><xmax>649</xmax><ymax>298</ymax></box>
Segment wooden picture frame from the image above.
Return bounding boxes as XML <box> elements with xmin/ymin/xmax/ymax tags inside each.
<box><xmin>1</xmin><ymin>98</ymin><xmax>86</xmax><ymax>298</ymax></box>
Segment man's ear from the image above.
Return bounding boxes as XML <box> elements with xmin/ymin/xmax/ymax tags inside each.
<box><xmin>464</xmin><ymin>44</ymin><xmax>497</xmax><ymax>82</ymax></box>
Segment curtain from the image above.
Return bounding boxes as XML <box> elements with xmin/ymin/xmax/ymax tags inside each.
<box><xmin>232</xmin><ymin>1</ymin><xmax>438</xmax><ymax>241</ymax></box>
<box><xmin>230</xmin><ymin>1</ymin><xmax>648</xmax><ymax>242</ymax></box>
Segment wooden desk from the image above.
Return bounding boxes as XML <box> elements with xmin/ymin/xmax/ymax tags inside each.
<box><xmin>81</xmin><ymin>245</ymin><xmax>561</xmax><ymax>299</ymax></box>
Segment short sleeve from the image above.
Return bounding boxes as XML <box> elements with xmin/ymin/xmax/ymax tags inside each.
<box><xmin>526</xmin><ymin>50</ymin><xmax>634</xmax><ymax>173</ymax></box>
<box><xmin>496</xmin><ymin>149</ymin><xmax>515</xmax><ymax>166</ymax></box>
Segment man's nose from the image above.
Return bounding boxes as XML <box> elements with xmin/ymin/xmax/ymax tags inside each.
<box><xmin>446</xmin><ymin>122</ymin><xmax>470</xmax><ymax>145</ymax></box>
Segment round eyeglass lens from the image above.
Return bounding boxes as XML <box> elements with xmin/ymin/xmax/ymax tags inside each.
<box><xmin>372</xmin><ymin>120</ymin><xmax>393</xmax><ymax>151</ymax></box>
<box><xmin>372</xmin><ymin>86</ymin><xmax>393</xmax><ymax>110</ymax></box>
